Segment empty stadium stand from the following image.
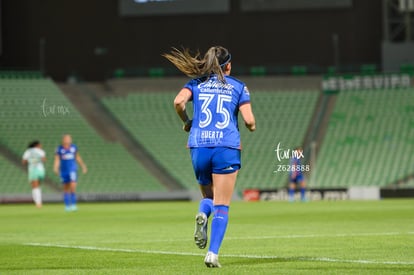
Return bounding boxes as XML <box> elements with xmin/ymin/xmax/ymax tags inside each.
<box><xmin>4</xmin><ymin>71</ymin><xmax>412</xmax><ymax>199</ymax></box>
<box><xmin>313</xmin><ymin>88</ymin><xmax>414</xmax><ymax>188</ymax></box>
<box><xmin>0</xmin><ymin>74</ymin><xmax>166</xmax><ymax>193</ymax></box>
<box><xmin>102</xmin><ymin>93</ymin><xmax>195</xmax><ymax>189</ymax></box>
<box><xmin>102</xmin><ymin>90</ymin><xmax>320</xmax><ymax>191</ymax></box>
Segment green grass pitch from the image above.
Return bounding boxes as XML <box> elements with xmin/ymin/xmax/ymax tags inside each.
<box><xmin>0</xmin><ymin>200</ymin><xmax>413</xmax><ymax>274</ymax></box>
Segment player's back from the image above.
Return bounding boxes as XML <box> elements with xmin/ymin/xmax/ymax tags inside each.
<box><xmin>186</xmin><ymin>75</ymin><xmax>250</xmax><ymax>149</ymax></box>
<box><xmin>23</xmin><ymin>148</ymin><xmax>45</xmax><ymax>169</ymax></box>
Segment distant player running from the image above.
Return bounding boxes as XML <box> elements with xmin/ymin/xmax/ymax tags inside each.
<box><xmin>54</xmin><ymin>134</ymin><xmax>87</xmax><ymax>211</ymax></box>
<box><xmin>22</xmin><ymin>140</ymin><xmax>46</xmax><ymax>208</ymax></box>
<box><xmin>164</xmin><ymin>46</ymin><xmax>256</xmax><ymax>268</ymax></box>
<box><xmin>288</xmin><ymin>147</ymin><xmax>307</xmax><ymax>202</ymax></box>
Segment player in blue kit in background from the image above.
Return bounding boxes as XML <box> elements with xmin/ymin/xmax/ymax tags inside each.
<box><xmin>288</xmin><ymin>146</ymin><xmax>307</xmax><ymax>202</ymax></box>
<box><xmin>164</xmin><ymin>46</ymin><xmax>256</xmax><ymax>268</ymax></box>
<box><xmin>54</xmin><ymin>134</ymin><xmax>87</xmax><ymax>211</ymax></box>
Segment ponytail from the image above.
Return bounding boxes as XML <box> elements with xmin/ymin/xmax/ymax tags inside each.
<box><xmin>163</xmin><ymin>46</ymin><xmax>231</xmax><ymax>82</ymax></box>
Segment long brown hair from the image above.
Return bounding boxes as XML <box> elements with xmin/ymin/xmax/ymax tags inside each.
<box><xmin>163</xmin><ymin>46</ymin><xmax>231</xmax><ymax>82</ymax></box>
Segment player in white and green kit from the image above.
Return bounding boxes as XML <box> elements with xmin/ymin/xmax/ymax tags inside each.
<box><xmin>22</xmin><ymin>141</ymin><xmax>46</xmax><ymax>208</ymax></box>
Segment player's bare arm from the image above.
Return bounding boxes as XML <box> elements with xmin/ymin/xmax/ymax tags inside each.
<box><xmin>53</xmin><ymin>154</ymin><xmax>60</xmax><ymax>175</ymax></box>
<box><xmin>239</xmin><ymin>103</ymin><xmax>256</xmax><ymax>132</ymax></box>
<box><xmin>174</xmin><ymin>88</ymin><xmax>193</xmax><ymax>132</ymax></box>
<box><xmin>76</xmin><ymin>153</ymin><xmax>88</xmax><ymax>174</ymax></box>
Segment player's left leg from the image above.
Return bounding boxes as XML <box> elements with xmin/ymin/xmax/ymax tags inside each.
<box><xmin>31</xmin><ymin>180</ymin><xmax>42</xmax><ymax>208</ymax></box>
<box><xmin>205</xmin><ymin>171</ymin><xmax>238</xmax><ymax>268</ymax></box>
<box><xmin>69</xmin><ymin>181</ymin><xmax>78</xmax><ymax>211</ymax></box>
<box><xmin>29</xmin><ymin>168</ymin><xmax>42</xmax><ymax>208</ymax></box>
<box><xmin>62</xmin><ymin>183</ymin><xmax>72</xmax><ymax>211</ymax></box>
<box><xmin>299</xmin><ymin>178</ymin><xmax>307</xmax><ymax>202</ymax></box>
<box><xmin>199</xmin><ymin>184</ymin><xmax>214</xmax><ymax>217</ymax></box>
<box><xmin>195</xmin><ymin>184</ymin><xmax>213</xmax><ymax>249</ymax></box>
<box><xmin>191</xmin><ymin>148</ymin><xmax>214</xmax><ymax>249</ymax></box>
<box><xmin>288</xmin><ymin>182</ymin><xmax>296</xmax><ymax>202</ymax></box>
<box><xmin>68</xmin><ymin>172</ymin><xmax>78</xmax><ymax>211</ymax></box>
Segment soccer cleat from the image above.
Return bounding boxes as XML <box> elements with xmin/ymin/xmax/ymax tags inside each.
<box><xmin>65</xmin><ymin>206</ymin><xmax>72</xmax><ymax>212</ymax></box>
<box><xmin>194</xmin><ymin>212</ymin><xmax>208</xmax><ymax>249</ymax></box>
<box><xmin>204</xmin><ymin>251</ymin><xmax>221</xmax><ymax>268</ymax></box>
<box><xmin>71</xmin><ymin>205</ymin><xmax>78</xmax><ymax>211</ymax></box>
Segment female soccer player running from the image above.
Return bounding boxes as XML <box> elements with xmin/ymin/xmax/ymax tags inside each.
<box><xmin>54</xmin><ymin>134</ymin><xmax>87</xmax><ymax>212</ymax></box>
<box><xmin>164</xmin><ymin>46</ymin><xmax>256</xmax><ymax>268</ymax></box>
<box><xmin>22</xmin><ymin>141</ymin><xmax>46</xmax><ymax>208</ymax></box>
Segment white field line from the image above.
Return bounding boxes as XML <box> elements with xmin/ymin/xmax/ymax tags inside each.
<box><xmin>95</xmin><ymin>231</ymin><xmax>414</xmax><ymax>243</ymax></box>
<box><xmin>24</xmin><ymin>242</ymin><xmax>414</xmax><ymax>266</ymax></box>
<box><xmin>226</xmin><ymin>231</ymin><xmax>414</xmax><ymax>240</ymax></box>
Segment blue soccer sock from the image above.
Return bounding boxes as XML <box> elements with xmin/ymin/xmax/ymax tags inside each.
<box><xmin>288</xmin><ymin>188</ymin><xmax>295</xmax><ymax>201</ymax></box>
<box><xmin>208</xmin><ymin>205</ymin><xmax>229</xmax><ymax>254</ymax></box>
<box><xmin>198</xmin><ymin>198</ymin><xmax>214</xmax><ymax>218</ymax></box>
<box><xmin>71</xmin><ymin>192</ymin><xmax>77</xmax><ymax>206</ymax></box>
<box><xmin>300</xmin><ymin>187</ymin><xmax>306</xmax><ymax>201</ymax></box>
<box><xmin>63</xmin><ymin>193</ymin><xmax>71</xmax><ymax>207</ymax></box>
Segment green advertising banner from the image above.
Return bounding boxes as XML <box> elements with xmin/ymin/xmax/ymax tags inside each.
<box><xmin>322</xmin><ymin>74</ymin><xmax>413</xmax><ymax>93</ymax></box>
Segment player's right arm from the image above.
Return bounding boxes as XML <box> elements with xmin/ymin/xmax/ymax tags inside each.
<box><xmin>174</xmin><ymin>88</ymin><xmax>193</xmax><ymax>132</ymax></box>
<box><xmin>239</xmin><ymin>103</ymin><xmax>256</xmax><ymax>132</ymax></box>
<box><xmin>22</xmin><ymin>150</ymin><xmax>29</xmax><ymax>165</ymax></box>
<box><xmin>53</xmin><ymin>154</ymin><xmax>60</xmax><ymax>175</ymax></box>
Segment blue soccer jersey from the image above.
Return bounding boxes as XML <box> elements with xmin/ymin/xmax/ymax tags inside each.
<box><xmin>55</xmin><ymin>144</ymin><xmax>78</xmax><ymax>173</ymax></box>
<box><xmin>184</xmin><ymin>75</ymin><xmax>250</xmax><ymax>149</ymax></box>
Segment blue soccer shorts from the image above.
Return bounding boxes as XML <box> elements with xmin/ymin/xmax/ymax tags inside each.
<box><xmin>290</xmin><ymin>174</ymin><xmax>304</xmax><ymax>184</ymax></box>
<box><xmin>190</xmin><ymin>147</ymin><xmax>241</xmax><ymax>186</ymax></box>
<box><xmin>60</xmin><ymin>171</ymin><xmax>77</xmax><ymax>184</ymax></box>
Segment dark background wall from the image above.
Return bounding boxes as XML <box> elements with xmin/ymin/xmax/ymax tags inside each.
<box><xmin>0</xmin><ymin>0</ymin><xmax>382</xmax><ymax>80</ymax></box>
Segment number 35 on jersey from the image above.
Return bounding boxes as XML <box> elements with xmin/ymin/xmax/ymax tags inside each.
<box><xmin>198</xmin><ymin>94</ymin><xmax>232</xmax><ymax>129</ymax></box>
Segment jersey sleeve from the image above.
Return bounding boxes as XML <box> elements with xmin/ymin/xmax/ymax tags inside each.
<box><xmin>40</xmin><ymin>149</ymin><xmax>46</xmax><ymax>158</ymax></box>
<box><xmin>239</xmin><ymin>85</ymin><xmax>251</xmax><ymax>106</ymax></box>
<box><xmin>183</xmin><ymin>79</ymin><xmax>195</xmax><ymax>92</ymax></box>
<box><xmin>22</xmin><ymin>150</ymin><xmax>29</xmax><ymax>160</ymax></box>
<box><xmin>183</xmin><ymin>79</ymin><xmax>195</xmax><ymax>99</ymax></box>
<box><xmin>55</xmin><ymin>146</ymin><xmax>60</xmax><ymax>156</ymax></box>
